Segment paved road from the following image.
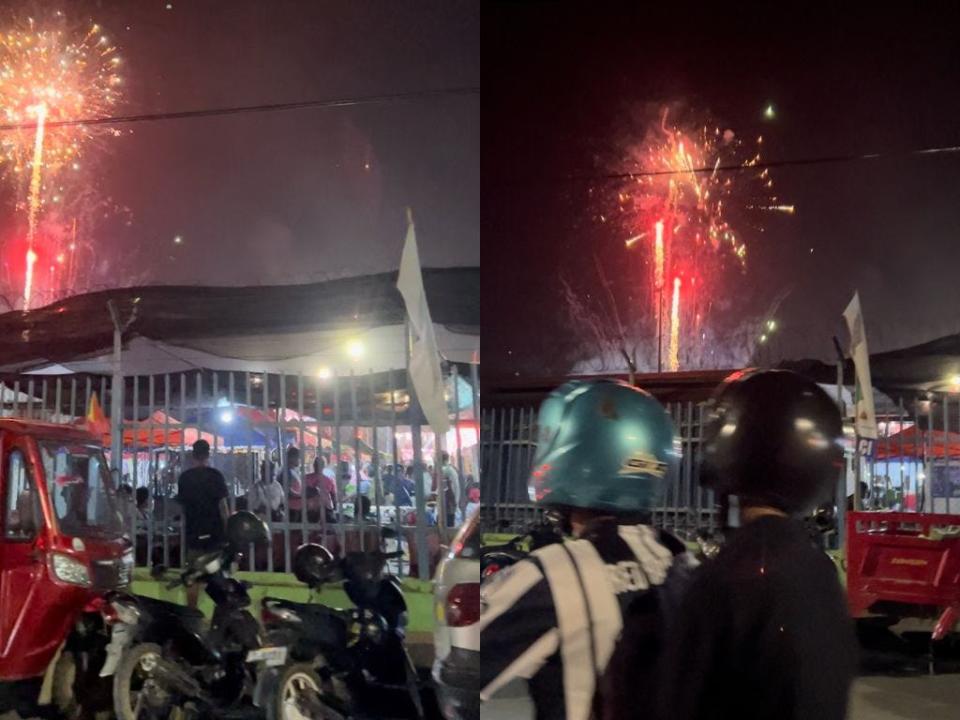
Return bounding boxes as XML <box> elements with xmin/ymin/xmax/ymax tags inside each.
<box><xmin>481</xmin><ymin>675</ymin><xmax>960</xmax><ymax>720</ymax></box>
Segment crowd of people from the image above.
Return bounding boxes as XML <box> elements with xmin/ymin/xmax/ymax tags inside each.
<box><xmin>119</xmin><ymin>443</ymin><xmax>479</xmax><ymax>530</ymax></box>
<box><xmin>243</xmin><ymin>445</ymin><xmax>477</xmax><ymax>528</ymax></box>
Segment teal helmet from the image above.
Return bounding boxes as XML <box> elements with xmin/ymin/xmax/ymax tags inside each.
<box><xmin>528</xmin><ymin>379</ymin><xmax>679</xmax><ymax>513</ymax></box>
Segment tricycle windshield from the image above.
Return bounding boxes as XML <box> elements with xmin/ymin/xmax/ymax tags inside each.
<box><xmin>40</xmin><ymin>441</ymin><xmax>122</xmax><ymax>538</ymax></box>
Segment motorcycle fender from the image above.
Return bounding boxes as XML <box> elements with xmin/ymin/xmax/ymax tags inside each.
<box><xmin>37</xmin><ymin>641</ymin><xmax>66</xmax><ymax>706</ymax></box>
<box><xmin>252</xmin><ymin>666</ymin><xmax>280</xmax><ymax>709</ymax></box>
<box><xmin>99</xmin><ymin>624</ymin><xmax>134</xmax><ymax>678</ymax></box>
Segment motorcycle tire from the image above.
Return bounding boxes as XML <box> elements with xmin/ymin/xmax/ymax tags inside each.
<box><xmin>113</xmin><ymin>642</ymin><xmax>184</xmax><ymax>720</ymax></box>
<box><xmin>270</xmin><ymin>663</ymin><xmax>332</xmax><ymax>720</ymax></box>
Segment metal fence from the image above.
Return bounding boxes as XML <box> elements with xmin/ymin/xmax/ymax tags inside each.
<box><xmin>480</xmin><ymin>401</ymin><xmax>720</xmax><ymax>537</ymax></box>
<box><xmin>0</xmin><ymin>364</ymin><xmax>480</xmax><ymax>581</ymax></box>
<box><xmin>480</xmin><ymin>389</ymin><xmax>960</xmax><ymax>538</ymax></box>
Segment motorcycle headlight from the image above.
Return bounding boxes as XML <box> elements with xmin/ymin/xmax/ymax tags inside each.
<box><xmin>51</xmin><ymin>553</ymin><xmax>91</xmax><ymax>587</ymax></box>
<box><xmin>363</xmin><ymin>622</ymin><xmax>384</xmax><ymax>643</ymax></box>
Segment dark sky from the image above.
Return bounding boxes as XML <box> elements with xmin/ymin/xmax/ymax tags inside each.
<box><xmin>1</xmin><ymin>0</ymin><xmax>479</xmax><ymax>296</ymax></box>
<box><xmin>483</xmin><ymin>3</ymin><xmax>960</xmax><ymax>378</ymax></box>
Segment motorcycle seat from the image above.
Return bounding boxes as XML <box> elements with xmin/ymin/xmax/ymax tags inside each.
<box><xmin>264</xmin><ymin>597</ymin><xmax>349</xmax><ymax>615</ymax></box>
<box><xmin>135</xmin><ymin>594</ymin><xmax>206</xmax><ymax>621</ymax></box>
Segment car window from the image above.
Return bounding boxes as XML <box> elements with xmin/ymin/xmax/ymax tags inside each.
<box><xmin>4</xmin><ymin>449</ymin><xmax>42</xmax><ymax>541</ymax></box>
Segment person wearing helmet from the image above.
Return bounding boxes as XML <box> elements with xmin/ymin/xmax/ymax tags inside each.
<box><xmin>655</xmin><ymin>370</ymin><xmax>858</xmax><ymax>720</ymax></box>
<box><xmin>479</xmin><ymin>380</ymin><xmax>695</xmax><ymax>720</ymax></box>
<box><xmin>177</xmin><ymin>439</ymin><xmax>230</xmax><ymax>608</ymax></box>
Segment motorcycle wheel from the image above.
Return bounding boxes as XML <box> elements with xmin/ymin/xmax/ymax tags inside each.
<box><xmin>113</xmin><ymin>642</ymin><xmax>185</xmax><ymax>720</ymax></box>
<box><xmin>51</xmin><ymin>649</ymin><xmax>113</xmax><ymax>720</ymax></box>
<box><xmin>271</xmin><ymin>663</ymin><xmax>329</xmax><ymax>720</ymax></box>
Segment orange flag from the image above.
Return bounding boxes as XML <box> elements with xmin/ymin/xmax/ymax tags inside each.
<box><xmin>84</xmin><ymin>392</ymin><xmax>111</xmax><ymax>436</ymax></box>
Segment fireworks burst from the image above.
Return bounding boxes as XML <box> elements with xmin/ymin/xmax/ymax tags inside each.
<box><xmin>606</xmin><ymin>105</ymin><xmax>790</xmax><ymax>370</ymax></box>
<box><xmin>0</xmin><ymin>14</ymin><xmax>121</xmax><ymax>173</ymax></box>
<box><xmin>0</xmin><ymin>12</ymin><xmax>122</xmax><ymax>310</ymax></box>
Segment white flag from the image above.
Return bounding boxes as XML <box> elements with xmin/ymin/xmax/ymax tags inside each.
<box><xmin>397</xmin><ymin>217</ymin><xmax>450</xmax><ymax>434</ymax></box>
<box><xmin>843</xmin><ymin>292</ymin><xmax>877</xmax><ymax>440</ymax></box>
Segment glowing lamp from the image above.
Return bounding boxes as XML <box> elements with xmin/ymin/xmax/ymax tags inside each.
<box><xmin>346</xmin><ymin>339</ymin><xmax>365</xmax><ymax>360</ymax></box>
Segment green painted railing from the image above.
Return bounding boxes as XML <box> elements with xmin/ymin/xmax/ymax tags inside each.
<box><xmin>131</xmin><ymin>568</ymin><xmax>437</xmax><ymax>636</ymax></box>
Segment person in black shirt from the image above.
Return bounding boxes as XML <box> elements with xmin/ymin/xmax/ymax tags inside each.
<box><xmin>654</xmin><ymin>370</ymin><xmax>858</xmax><ymax>720</ymax></box>
<box><xmin>177</xmin><ymin>439</ymin><xmax>229</xmax><ymax>609</ymax></box>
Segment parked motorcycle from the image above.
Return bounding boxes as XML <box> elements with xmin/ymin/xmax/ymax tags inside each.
<box><xmin>480</xmin><ymin>519</ymin><xmax>562</xmax><ymax>579</ymax></box>
<box><xmin>255</xmin><ymin>541</ymin><xmax>425</xmax><ymax>720</ymax></box>
<box><xmin>108</xmin><ymin>511</ymin><xmax>270</xmax><ymax>720</ymax></box>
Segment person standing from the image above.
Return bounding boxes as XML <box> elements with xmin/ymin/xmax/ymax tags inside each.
<box><xmin>480</xmin><ymin>380</ymin><xmax>694</xmax><ymax>720</ymax></box>
<box><xmin>440</xmin><ymin>451</ymin><xmax>461</xmax><ymax>526</ymax></box>
<box><xmin>654</xmin><ymin>370</ymin><xmax>858</xmax><ymax>720</ymax></box>
<box><xmin>176</xmin><ymin>439</ymin><xmax>229</xmax><ymax>609</ymax></box>
<box><xmin>302</xmin><ymin>455</ymin><xmax>338</xmax><ymax>521</ymax></box>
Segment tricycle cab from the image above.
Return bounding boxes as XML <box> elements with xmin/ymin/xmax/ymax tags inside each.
<box><xmin>0</xmin><ymin>420</ymin><xmax>131</xmax><ymax>682</ymax></box>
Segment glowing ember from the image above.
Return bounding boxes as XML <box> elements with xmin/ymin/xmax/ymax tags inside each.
<box><xmin>0</xmin><ymin>13</ymin><xmax>122</xmax><ymax>310</ymax></box>
<box><xmin>0</xmin><ymin>16</ymin><xmax>122</xmax><ymax>173</ymax></box>
<box><xmin>653</xmin><ymin>218</ymin><xmax>665</xmax><ymax>290</ymax></box>
<box><xmin>669</xmin><ymin>276</ymin><xmax>681</xmax><ymax>372</ymax></box>
<box><xmin>608</xmin><ymin>105</ymin><xmax>789</xmax><ymax>371</ymax></box>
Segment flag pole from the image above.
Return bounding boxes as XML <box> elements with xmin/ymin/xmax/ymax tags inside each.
<box><xmin>107</xmin><ymin>300</ymin><xmax>124</xmax><ymax>474</ymax></box>
<box><xmin>404</xmin><ymin>208</ymin><xmax>430</xmax><ymax>582</ymax></box>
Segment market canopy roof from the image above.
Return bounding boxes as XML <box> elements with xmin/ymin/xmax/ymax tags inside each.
<box><xmin>779</xmin><ymin>331</ymin><xmax>960</xmax><ymax>400</ymax></box>
<box><xmin>873</xmin><ymin>426</ymin><xmax>960</xmax><ymax>460</ymax></box>
<box><xmin>0</xmin><ymin>268</ymin><xmax>479</xmax><ymax>375</ymax></box>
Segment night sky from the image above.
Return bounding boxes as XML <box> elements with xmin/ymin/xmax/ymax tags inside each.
<box><xmin>483</xmin><ymin>3</ymin><xmax>960</xmax><ymax>379</ymax></box>
<box><xmin>0</xmin><ymin>0</ymin><xmax>479</xmax><ymax>296</ymax></box>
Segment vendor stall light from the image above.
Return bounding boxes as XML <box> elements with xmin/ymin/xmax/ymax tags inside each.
<box><xmin>767</xmin><ymin>319</ymin><xmax>777</xmax><ymax>332</ymax></box>
<box><xmin>950</xmin><ymin>374</ymin><xmax>960</xmax><ymax>388</ymax></box>
<box><xmin>173</xmin><ymin>235</ymin><xmax>183</xmax><ymax>245</ymax></box>
<box><xmin>220</xmin><ymin>410</ymin><xmax>234</xmax><ymax>424</ymax></box>
<box><xmin>316</xmin><ymin>367</ymin><xmax>332</xmax><ymax>380</ymax></box>
<box><xmin>759</xmin><ymin>334</ymin><xmax>768</xmax><ymax>344</ymax></box>
<box><xmin>346</xmin><ymin>339</ymin><xmax>364</xmax><ymax>360</ymax></box>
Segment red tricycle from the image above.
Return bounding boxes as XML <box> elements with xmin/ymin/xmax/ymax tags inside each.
<box><xmin>846</xmin><ymin>510</ymin><xmax>960</xmax><ymax>641</ymax></box>
<box><xmin>0</xmin><ymin>419</ymin><xmax>132</xmax><ymax>717</ymax></box>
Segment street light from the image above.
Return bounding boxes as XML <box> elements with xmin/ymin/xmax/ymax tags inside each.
<box><xmin>346</xmin><ymin>339</ymin><xmax>365</xmax><ymax>360</ymax></box>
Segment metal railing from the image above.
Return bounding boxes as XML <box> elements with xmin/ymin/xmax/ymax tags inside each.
<box><xmin>479</xmin><ymin>400</ymin><xmax>719</xmax><ymax>536</ymax></box>
<box><xmin>0</xmin><ymin>364</ymin><xmax>480</xmax><ymax>581</ymax></box>
<box><xmin>480</xmin><ymin>389</ymin><xmax>960</xmax><ymax>538</ymax></box>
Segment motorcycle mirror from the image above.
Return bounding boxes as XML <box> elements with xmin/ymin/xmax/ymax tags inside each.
<box><xmin>812</xmin><ymin>503</ymin><xmax>837</xmax><ymax>533</ymax></box>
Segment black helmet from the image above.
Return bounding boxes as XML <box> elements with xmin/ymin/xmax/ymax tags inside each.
<box><xmin>701</xmin><ymin>370</ymin><xmax>844</xmax><ymax>514</ymax></box>
<box><xmin>293</xmin><ymin>543</ymin><xmax>338</xmax><ymax>587</ymax></box>
<box><xmin>226</xmin><ymin>510</ymin><xmax>269</xmax><ymax>547</ymax></box>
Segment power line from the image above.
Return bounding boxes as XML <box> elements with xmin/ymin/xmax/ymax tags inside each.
<box><xmin>534</xmin><ymin>143</ymin><xmax>960</xmax><ymax>185</ymax></box>
<box><xmin>0</xmin><ymin>85</ymin><xmax>480</xmax><ymax>132</ymax></box>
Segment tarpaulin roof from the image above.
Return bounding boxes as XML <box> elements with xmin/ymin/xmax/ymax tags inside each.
<box><xmin>873</xmin><ymin>426</ymin><xmax>960</xmax><ymax>460</ymax></box>
<box><xmin>780</xmin><ymin>331</ymin><xmax>960</xmax><ymax>400</ymax></box>
<box><xmin>106</xmin><ymin>411</ymin><xmax>220</xmax><ymax>450</ymax></box>
<box><xmin>0</xmin><ymin>268</ymin><xmax>479</xmax><ymax>374</ymax></box>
